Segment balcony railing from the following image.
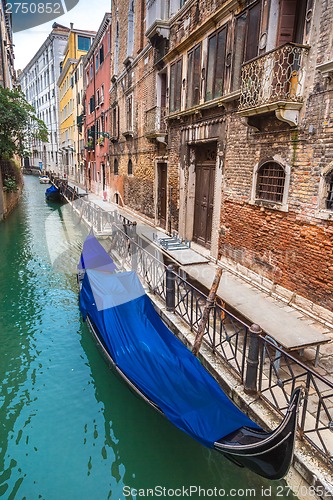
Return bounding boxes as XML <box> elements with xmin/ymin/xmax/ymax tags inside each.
<box><xmin>144</xmin><ymin>106</ymin><xmax>167</xmax><ymax>138</ymax></box>
<box><xmin>239</xmin><ymin>43</ymin><xmax>309</xmax><ymax>114</ymax></box>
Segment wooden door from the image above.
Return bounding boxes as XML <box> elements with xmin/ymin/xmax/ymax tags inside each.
<box><xmin>158</xmin><ymin>163</ymin><xmax>167</xmax><ymax>229</ymax></box>
<box><xmin>193</xmin><ymin>146</ymin><xmax>216</xmax><ymax>248</ymax></box>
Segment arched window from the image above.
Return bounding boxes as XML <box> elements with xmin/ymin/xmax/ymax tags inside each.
<box><xmin>114</xmin><ymin>158</ymin><xmax>118</xmax><ymax>175</ymax></box>
<box><xmin>256</xmin><ymin>161</ymin><xmax>285</xmax><ymax>203</ymax></box>
<box><xmin>128</xmin><ymin>159</ymin><xmax>133</xmax><ymax>175</ymax></box>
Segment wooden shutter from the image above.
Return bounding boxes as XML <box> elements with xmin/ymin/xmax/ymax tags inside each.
<box><xmin>244</xmin><ymin>1</ymin><xmax>261</xmax><ymax>62</ymax></box>
<box><xmin>277</xmin><ymin>0</ymin><xmax>298</xmax><ymax>45</ymax></box>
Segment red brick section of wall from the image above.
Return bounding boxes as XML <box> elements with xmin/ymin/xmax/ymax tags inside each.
<box><xmin>220</xmin><ymin>201</ymin><xmax>333</xmax><ymax>310</ymax></box>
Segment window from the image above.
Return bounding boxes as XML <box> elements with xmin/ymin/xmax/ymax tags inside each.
<box><xmin>114</xmin><ymin>21</ymin><xmax>120</xmax><ymax>75</ymax></box>
<box><xmin>256</xmin><ymin>162</ymin><xmax>285</xmax><ymax>203</ymax></box>
<box><xmin>231</xmin><ymin>1</ymin><xmax>261</xmax><ymax>92</ymax></box>
<box><xmin>126</xmin><ymin>95</ymin><xmax>133</xmax><ymax>131</ymax></box>
<box><xmin>89</xmin><ymin>95</ymin><xmax>95</xmax><ymax>113</ymax></box>
<box><xmin>169</xmin><ymin>58</ymin><xmax>182</xmax><ymax>112</ymax></box>
<box><xmin>277</xmin><ymin>0</ymin><xmax>307</xmax><ymax>46</ymax></box>
<box><xmin>128</xmin><ymin>159</ymin><xmax>133</xmax><ymax>175</ymax></box>
<box><xmin>325</xmin><ymin>172</ymin><xmax>333</xmax><ymax>210</ymax></box>
<box><xmin>112</xmin><ymin>105</ymin><xmax>118</xmax><ymax>138</ymax></box>
<box><xmin>99</xmin><ymin>44</ymin><xmax>104</xmax><ymax>65</ymax></box>
<box><xmin>127</xmin><ymin>0</ymin><xmax>134</xmax><ymax>57</ymax></box>
<box><xmin>186</xmin><ymin>44</ymin><xmax>201</xmax><ymax>108</ymax></box>
<box><xmin>205</xmin><ymin>26</ymin><xmax>227</xmax><ymax>101</ymax></box>
<box><xmin>114</xmin><ymin>158</ymin><xmax>119</xmax><ymax>175</ymax></box>
<box><xmin>100</xmin><ymin>85</ymin><xmax>104</xmax><ymax>104</ymax></box>
<box><xmin>95</xmin><ymin>53</ymin><xmax>99</xmax><ymax>71</ymax></box>
<box><xmin>88</xmin><ymin>125</ymin><xmax>95</xmax><ymax>146</ymax></box>
<box><xmin>78</xmin><ymin>36</ymin><xmax>91</xmax><ymax>52</ymax></box>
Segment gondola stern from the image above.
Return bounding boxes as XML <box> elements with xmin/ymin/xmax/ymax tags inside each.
<box><xmin>214</xmin><ymin>387</ymin><xmax>302</xmax><ymax>480</ymax></box>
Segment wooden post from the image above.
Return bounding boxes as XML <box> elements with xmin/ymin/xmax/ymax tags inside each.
<box><xmin>166</xmin><ymin>264</ymin><xmax>176</xmax><ymax>312</ymax></box>
<box><xmin>244</xmin><ymin>324</ymin><xmax>262</xmax><ymax>395</ymax></box>
<box><xmin>131</xmin><ymin>222</ymin><xmax>138</xmax><ymax>272</ymax></box>
<box><xmin>192</xmin><ymin>267</ymin><xmax>223</xmax><ymax>357</ymax></box>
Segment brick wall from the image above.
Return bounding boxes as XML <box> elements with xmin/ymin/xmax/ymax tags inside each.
<box><xmin>220</xmin><ymin>201</ymin><xmax>333</xmax><ymax>310</ymax></box>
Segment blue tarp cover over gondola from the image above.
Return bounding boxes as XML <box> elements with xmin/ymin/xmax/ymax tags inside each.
<box><xmin>78</xmin><ymin>233</ymin><xmax>117</xmax><ymax>273</ymax></box>
<box><xmin>79</xmin><ymin>236</ymin><xmax>260</xmax><ymax>448</ymax></box>
<box><xmin>45</xmin><ymin>185</ymin><xmax>58</xmax><ymax>195</ymax></box>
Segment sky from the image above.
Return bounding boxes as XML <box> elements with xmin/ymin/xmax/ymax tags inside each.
<box><xmin>13</xmin><ymin>0</ymin><xmax>111</xmax><ymax>71</ymax></box>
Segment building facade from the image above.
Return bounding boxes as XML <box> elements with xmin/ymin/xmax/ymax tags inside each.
<box><xmin>107</xmin><ymin>0</ymin><xmax>172</xmax><ymax>222</ymax></box>
<box><xmin>18</xmin><ymin>23</ymin><xmax>69</xmax><ymax>172</ymax></box>
<box><xmin>161</xmin><ymin>0</ymin><xmax>333</xmax><ymax>314</ymax></box>
<box><xmin>84</xmin><ymin>13</ymin><xmax>111</xmax><ymax>196</ymax></box>
<box><xmin>72</xmin><ymin>56</ymin><xmax>85</xmax><ymax>186</ymax></box>
<box><xmin>107</xmin><ymin>0</ymin><xmax>332</xmax><ymax>315</ymax></box>
<box><xmin>57</xmin><ymin>25</ymin><xmax>95</xmax><ymax>178</ymax></box>
<box><xmin>0</xmin><ymin>0</ymin><xmax>15</xmax><ymax>89</ymax></box>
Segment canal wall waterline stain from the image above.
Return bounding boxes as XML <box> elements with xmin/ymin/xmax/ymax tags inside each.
<box><xmin>0</xmin><ymin>176</ymin><xmax>293</xmax><ymax>499</ymax></box>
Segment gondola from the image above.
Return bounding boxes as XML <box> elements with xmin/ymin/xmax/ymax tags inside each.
<box><xmin>78</xmin><ymin>234</ymin><xmax>301</xmax><ymax>480</ymax></box>
<box><xmin>45</xmin><ymin>184</ymin><xmax>61</xmax><ymax>202</ymax></box>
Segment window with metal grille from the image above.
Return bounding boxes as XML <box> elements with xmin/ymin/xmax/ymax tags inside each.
<box><xmin>326</xmin><ymin>172</ymin><xmax>333</xmax><ymax>210</ymax></box>
<box><xmin>256</xmin><ymin>162</ymin><xmax>285</xmax><ymax>203</ymax></box>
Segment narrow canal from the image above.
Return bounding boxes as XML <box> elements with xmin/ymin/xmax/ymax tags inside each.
<box><xmin>0</xmin><ymin>176</ymin><xmax>294</xmax><ymax>499</ymax></box>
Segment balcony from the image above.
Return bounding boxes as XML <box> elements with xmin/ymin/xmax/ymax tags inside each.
<box><xmin>146</xmin><ymin>0</ymin><xmax>169</xmax><ymax>40</ymax></box>
<box><xmin>144</xmin><ymin>106</ymin><xmax>167</xmax><ymax>140</ymax></box>
<box><xmin>238</xmin><ymin>43</ymin><xmax>309</xmax><ymax>127</ymax></box>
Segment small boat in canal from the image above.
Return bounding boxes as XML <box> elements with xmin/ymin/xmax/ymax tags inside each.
<box><xmin>45</xmin><ymin>184</ymin><xmax>61</xmax><ymax>202</ymax></box>
<box><xmin>39</xmin><ymin>175</ymin><xmax>50</xmax><ymax>184</ymax></box>
<box><xmin>78</xmin><ymin>234</ymin><xmax>301</xmax><ymax>480</ymax></box>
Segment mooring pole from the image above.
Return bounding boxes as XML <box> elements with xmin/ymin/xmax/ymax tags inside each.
<box><xmin>244</xmin><ymin>323</ymin><xmax>262</xmax><ymax>395</ymax></box>
<box><xmin>192</xmin><ymin>267</ymin><xmax>223</xmax><ymax>357</ymax></box>
<box><xmin>166</xmin><ymin>264</ymin><xmax>176</xmax><ymax>312</ymax></box>
<box><xmin>131</xmin><ymin>222</ymin><xmax>138</xmax><ymax>272</ymax></box>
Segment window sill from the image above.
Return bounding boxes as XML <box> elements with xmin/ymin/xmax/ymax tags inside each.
<box><xmin>249</xmin><ymin>199</ymin><xmax>289</xmax><ymax>213</ymax></box>
<box><xmin>314</xmin><ymin>209</ymin><xmax>333</xmax><ymax>220</ymax></box>
<box><xmin>122</xmin><ymin>130</ymin><xmax>134</xmax><ymax>139</ymax></box>
<box><xmin>166</xmin><ymin>91</ymin><xmax>240</xmax><ymax>120</ymax></box>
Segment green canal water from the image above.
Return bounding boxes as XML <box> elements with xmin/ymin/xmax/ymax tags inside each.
<box><xmin>0</xmin><ymin>176</ymin><xmax>295</xmax><ymax>499</ymax></box>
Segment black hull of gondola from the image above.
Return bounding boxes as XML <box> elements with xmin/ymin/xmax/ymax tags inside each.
<box><xmin>214</xmin><ymin>388</ymin><xmax>301</xmax><ymax>480</ymax></box>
